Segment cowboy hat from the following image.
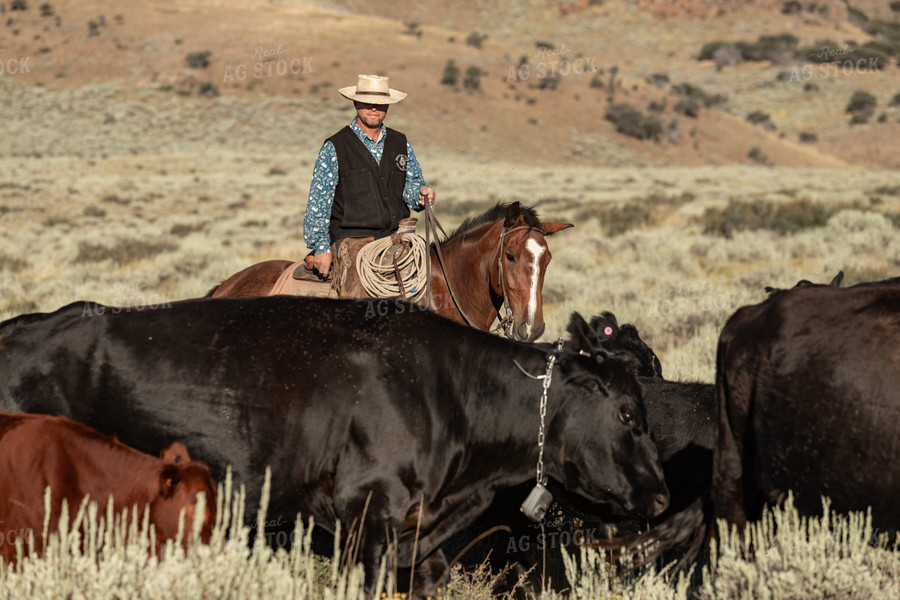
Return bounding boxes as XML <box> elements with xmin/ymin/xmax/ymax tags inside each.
<box><xmin>339</xmin><ymin>74</ymin><xmax>407</xmax><ymax>104</ymax></box>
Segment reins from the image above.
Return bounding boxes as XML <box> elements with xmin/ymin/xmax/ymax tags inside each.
<box><xmin>424</xmin><ymin>201</ymin><xmax>481</xmax><ymax>329</ymax></box>
<box><xmin>490</xmin><ymin>224</ymin><xmax>532</xmax><ymax>338</ymax></box>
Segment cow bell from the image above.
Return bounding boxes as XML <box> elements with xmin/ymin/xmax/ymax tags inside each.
<box><xmin>520</xmin><ymin>484</ymin><xmax>553</xmax><ymax>522</ymax></box>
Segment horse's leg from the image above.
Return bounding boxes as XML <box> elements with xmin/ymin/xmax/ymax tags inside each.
<box><xmin>211</xmin><ymin>260</ymin><xmax>294</xmax><ymax>298</ymax></box>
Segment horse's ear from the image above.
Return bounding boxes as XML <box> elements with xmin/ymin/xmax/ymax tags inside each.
<box><xmin>504</xmin><ymin>202</ymin><xmax>522</xmax><ymax>228</ymax></box>
<box><xmin>540</xmin><ymin>222</ymin><xmax>573</xmax><ymax>235</ymax></box>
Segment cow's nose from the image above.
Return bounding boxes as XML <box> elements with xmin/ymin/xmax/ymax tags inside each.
<box><xmin>650</xmin><ymin>493</ymin><xmax>669</xmax><ymax>518</ymax></box>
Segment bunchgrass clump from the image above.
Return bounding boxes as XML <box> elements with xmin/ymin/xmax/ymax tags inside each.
<box><xmin>75</xmin><ymin>239</ymin><xmax>178</xmax><ymax>265</ymax></box>
<box><xmin>697</xmin><ymin>198</ymin><xmax>848</xmax><ymax>237</ymax></box>
<box><xmin>0</xmin><ymin>468</ymin><xmax>389</xmax><ymax>600</ymax></box>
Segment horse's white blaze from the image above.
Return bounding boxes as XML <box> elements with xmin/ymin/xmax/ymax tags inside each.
<box><xmin>525</xmin><ymin>237</ymin><xmax>546</xmax><ymax>331</ymax></box>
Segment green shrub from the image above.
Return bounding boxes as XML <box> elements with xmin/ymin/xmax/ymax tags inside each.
<box><xmin>75</xmin><ymin>239</ymin><xmax>177</xmax><ymax>265</ymax></box>
<box><xmin>605</xmin><ymin>103</ymin><xmax>662</xmax><ymax>140</ymax></box>
<box><xmin>799</xmin><ymin>131</ymin><xmax>818</xmax><ymax>143</ymax></box>
<box><xmin>671</xmin><ymin>82</ymin><xmax>726</xmax><ymax>107</ymax></box>
<box><xmin>739</xmin><ymin>33</ymin><xmax>799</xmax><ymax>61</ymax></box>
<box><xmin>698</xmin><ymin>198</ymin><xmax>844</xmax><ymax>237</ymax></box>
<box><xmin>576</xmin><ymin>192</ymin><xmax>694</xmax><ymax>236</ymax></box>
<box><xmin>674</xmin><ymin>97</ymin><xmax>701</xmax><ymax>118</ymax></box>
<box><xmin>463</xmin><ymin>65</ymin><xmax>484</xmax><ymax>91</ymax></box>
<box><xmin>748</xmin><ymin>146</ymin><xmax>771</xmax><ymax>166</ymax></box>
<box><xmin>185</xmin><ymin>51</ymin><xmax>211</xmax><ymax>69</ymax></box>
<box><xmin>746</xmin><ymin>110</ymin><xmax>775</xmax><ymax>130</ymax></box>
<box><xmin>441</xmin><ymin>59</ymin><xmax>459</xmax><ymax>87</ymax></box>
<box><xmin>701</xmin><ymin>34</ymin><xmax>799</xmax><ymax>63</ymax></box>
<box><xmin>466</xmin><ymin>31</ymin><xmax>486</xmax><ymax>48</ymax></box>
<box><xmin>646</xmin><ymin>73</ymin><xmax>669</xmax><ymax>88</ymax></box>
<box><xmin>846</xmin><ymin>90</ymin><xmax>877</xmax><ymax>124</ymax></box>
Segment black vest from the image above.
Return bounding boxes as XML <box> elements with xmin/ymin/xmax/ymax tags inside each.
<box><xmin>328</xmin><ymin>125</ymin><xmax>410</xmax><ymax>241</ymax></box>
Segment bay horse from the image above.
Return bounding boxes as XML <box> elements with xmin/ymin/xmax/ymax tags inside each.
<box><xmin>208</xmin><ymin>202</ymin><xmax>572</xmax><ymax>342</ymax></box>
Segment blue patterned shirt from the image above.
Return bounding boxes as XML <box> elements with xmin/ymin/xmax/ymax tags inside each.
<box><xmin>303</xmin><ymin>118</ymin><xmax>428</xmax><ymax>254</ymax></box>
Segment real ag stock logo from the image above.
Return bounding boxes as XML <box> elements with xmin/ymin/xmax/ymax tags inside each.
<box><xmin>506</xmin><ymin>43</ymin><xmax>597</xmax><ymax>84</ymax></box>
<box><xmin>222</xmin><ymin>44</ymin><xmax>313</xmax><ymax>83</ymax></box>
<box><xmin>0</xmin><ymin>55</ymin><xmax>31</xmax><ymax>76</ymax></box>
<box><xmin>787</xmin><ymin>44</ymin><xmax>881</xmax><ymax>82</ymax></box>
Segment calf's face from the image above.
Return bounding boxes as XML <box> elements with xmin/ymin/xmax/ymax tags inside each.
<box><xmin>149</xmin><ymin>462</ymin><xmax>217</xmax><ymax>546</ymax></box>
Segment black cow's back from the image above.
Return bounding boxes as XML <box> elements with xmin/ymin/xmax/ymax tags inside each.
<box><xmin>714</xmin><ymin>282</ymin><xmax>900</xmax><ymax>531</ymax></box>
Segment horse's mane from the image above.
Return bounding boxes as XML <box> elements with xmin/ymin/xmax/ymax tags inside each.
<box><xmin>444</xmin><ymin>202</ymin><xmax>542</xmax><ymax>242</ymax></box>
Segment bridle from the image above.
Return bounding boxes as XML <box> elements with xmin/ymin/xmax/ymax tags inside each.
<box><xmin>424</xmin><ymin>203</ymin><xmax>537</xmax><ymax>339</ymax></box>
<box><xmin>491</xmin><ymin>224</ymin><xmax>537</xmax><ymax>338</ymax></box>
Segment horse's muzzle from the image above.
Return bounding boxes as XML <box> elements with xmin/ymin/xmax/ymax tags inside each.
<box><xmin>516</xmin><ymin>321</ymin><xmax>545</xmax><ymax>342</ymax></box>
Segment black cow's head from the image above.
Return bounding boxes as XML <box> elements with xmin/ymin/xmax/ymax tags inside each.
<box><xmin>546</xmin><ymin>323</ymin><xmax>669</xmax><ymax>520</ymax></box>
<box><xmin>566</xmin><ymin>311</ymin><xmax>663</xmax><ymax>378</ymax></box>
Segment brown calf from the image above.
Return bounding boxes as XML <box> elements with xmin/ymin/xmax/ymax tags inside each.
<box><xmin>0</xmin><ymin>411</ymin><xmax>215</xmax><ymax>564</ymax></box>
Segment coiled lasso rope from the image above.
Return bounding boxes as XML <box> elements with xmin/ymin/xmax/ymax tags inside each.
<box><xmin>356</xmin><ymin>220</ymin><xmax>429</xmax><ymax>301</ymax></box>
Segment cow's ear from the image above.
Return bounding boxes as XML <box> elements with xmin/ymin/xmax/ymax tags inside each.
<box><xmin>504</xmin><ymin>201</ymin><xmax>522</xmax><ymax>228</ymax></box>
<box><xmin>159</xmin><ymin>464</ymin><xmax>182</xmax><ymax>498</ymax></box>
<box><xmin>540</xmin><ymin>222</ymin><xmax>573</xmax><ymax>235</ymax></box>
<box><xmin>565</xmin><ymin>312</ymin><xmax>596</xmax><ymax>354</ymax></box>
<box><xmin>829</xmin><ymin>271</ymin><xmax>844</xmax><ymax>287</ymax></box>
<box><xmin>589</xmin><ymin>312</ymin><xmax>619</xmax><ymax>340</ymax></box>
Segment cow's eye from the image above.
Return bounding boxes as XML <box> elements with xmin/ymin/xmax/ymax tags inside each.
<box><xmin>618</xmin><ymin>408</ymin><xmax>634</xmax><ymax>425</ymax></box>
<box><xmin>505</xmin><ymin>251</ymin><xmax>516</xmax><ymax>262</ymax></box>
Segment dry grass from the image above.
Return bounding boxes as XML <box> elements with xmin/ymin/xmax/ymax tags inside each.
<box><xmin>2</xmin><ymin>476</ymin><xmax>896</xmax><ymax>600</ymax></box>
<box><xmin>2</xmin><ymin>89</ymin><xmax>898</xmax><ymax>382</ymax></box>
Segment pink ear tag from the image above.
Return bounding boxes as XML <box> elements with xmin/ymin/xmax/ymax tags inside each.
<box><xmin>604</xmin><ymin>326</ymin><xmax>613</xmax><ymax>336</ymax></box>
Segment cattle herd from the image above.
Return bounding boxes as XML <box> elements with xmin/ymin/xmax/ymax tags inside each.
<box><xmin>0</xmin><ymin>270</ymin><xmax>898</xmax><ymax>597</ymax></box>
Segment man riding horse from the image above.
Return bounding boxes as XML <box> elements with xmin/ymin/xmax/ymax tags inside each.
<box><xmin>302</xmin><ymin>74</ymin><xmax>436</xmax><ymax>282</ymax></box>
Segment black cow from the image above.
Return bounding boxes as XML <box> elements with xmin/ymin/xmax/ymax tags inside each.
<box><xmin>713</xmin><ymin>277</ymin><xmax>900</xmax><ymax>531</ymax></box>
<box><xmin>568</xmin><ymin>311</ymin><xmax>663</xmax><ymax>378</ymax></box>
<box><xmin>0</xmin><ymin>296</ymin><xmax>669</xmax><ymax>597</ymax></box>
<box><xmin>606</xmin><ymin>277</ymin><xmax>900</xmax><ymax>565</ymax></box>
<box><xmin>448</xmin><ymin>312</ymin><xmax>715</xmax><ymax>589</ymax></box>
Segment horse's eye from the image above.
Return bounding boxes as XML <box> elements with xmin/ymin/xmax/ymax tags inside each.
<box><xmin>505</xmin><ymin>251</ymin><xmax>516</xmax><ymax>262</ymax></box>
<box><xmin>618</xmin><ymin>408</ymin><xmax>634</xmax><ymax>425</ymax></box>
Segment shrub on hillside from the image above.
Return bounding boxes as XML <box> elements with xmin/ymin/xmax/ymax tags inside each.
<box><xmin>782</xmin><ymin>0</ymin><xmax>802</xmax><ymax>14</ymax></box>
<box><xmin>700</xmin><ymin>34</ymin><xmax>799</xmax><ymax>64</ymax></box>
<box><xmin>441</xmin><ymin>59</ymin><xmax>460</xmax><ymax>88</ymax></box>
<box><xmin>645</xmin><ymin>73</ymin><xmax>669</xmax><ymax>88</ymax></box>
<box><xmin>799</xmin><ymin>131</ymin><xmax>818</xmax><ymax>143</ymax></box>
<box><xmin>846</xmin><ymin>90</ymin><xmax>877</xmax><ymax>124</ymax></box>
<box><xmin>746</xmin><ymin>110</ymin><xmax>775</xmax><ymax>130</ymax></box>
<box><xmin>10</xmin><ymin>0</ymin><xmax>26</xmax><ymax>10</ymax></box>
<box><xmin>605</xmin><ymin>103</ymin><xmax>662</xmax><ymax>141</ymax></box>
<box><xmin>747</xmin><ymin>146</ymin><xmax>771</xmax><ymax>166</ymax></box>
<box><xmin>466</xmin><ymin>31</ymin><xmax>486</xmax><ymax>49</ymax></box>
<box><xmin>671</xmin><ymin>82</ymin><xmax>725</xmax><ymax>107</ymax></box>
<box><xmin>463</xmin><ymin>65</ymin><xmax>484</xmax><ymax>91</ymax></box>
<box><xmin>185</xmin><ymin>51</ymin><xmax>211</xmax><ymax>69</ymax></box>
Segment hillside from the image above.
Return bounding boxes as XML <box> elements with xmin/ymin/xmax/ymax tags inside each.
<box><xmin>1</xmin><ymin>0</ymin><xmax>898</xmax><ymax>168</ymax></box>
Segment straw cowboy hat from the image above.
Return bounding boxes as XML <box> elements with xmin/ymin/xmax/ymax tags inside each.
<box><xmin>339</xmin><ymin>74</ymin><xmax>407</xmax><ymax>104</ymax></box>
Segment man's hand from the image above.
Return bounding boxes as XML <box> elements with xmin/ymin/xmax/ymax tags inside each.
<box><xmin>313</xmin><ymin>252</ymin><xmax>332</xmax><ymax>278</ymax></box>
<box><xmin>418</xmin><ymin>186</ymin><xmax>436</xmax><ymax>207</ymax></box>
